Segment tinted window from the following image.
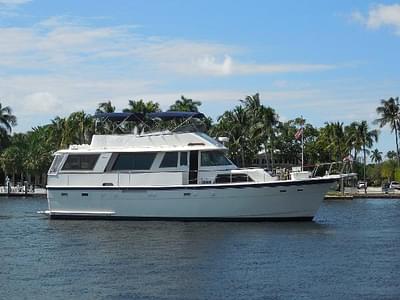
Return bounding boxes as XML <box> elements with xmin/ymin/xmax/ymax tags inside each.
<box><xmin>180</xmin><ymin>152</ymin><xmax>188</xmax><ymax>166</ymax></box>
<box><xmin>112</xmin><ymin>153</ymin><xmax>156</xmax><ymax>170</ymax></box>
<box><xmin>160</xmin><ymin>152</ymin><xmax>178</xmax><ymax>168</ymax></box>
<box><xmin>49</xmin><ymin>154</ymin><xmax>65</xmax><ymax>174</ymax></box>
<box><xmin>62</xmin><ymin>154</ymin><xmax>99</xmax><ymax>170</ymax></box>
<box><xmin>201</xmin><ymin>151</ymin><xmax>231</xmax><ymax>166</ymax></box>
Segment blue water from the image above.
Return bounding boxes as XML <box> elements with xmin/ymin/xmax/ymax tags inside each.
<box><xmin>0</xmin><ymin>197</ymin><xmax>399</xmax><ymax>300</ymax></box>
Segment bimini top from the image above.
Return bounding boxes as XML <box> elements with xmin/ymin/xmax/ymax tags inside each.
<box><xmin>94</xmin><ymin>112</ymin><xmax>144</xmax><ymax>122</ymax></box>
<box><xmin>94</xmin><ymin>111</ymin><xmax>205</xmax><ymax>122</ymax></box>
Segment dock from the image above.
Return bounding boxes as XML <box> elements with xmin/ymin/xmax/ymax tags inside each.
<box><xmin>324</xmin><ymin>187</ymin><xmax>400</xmax><ymax>200</ymax></box>
<box><xmin>0</xmin><ymin>186</ymin><xmax>47</xmax><ymax>197</ymax></box>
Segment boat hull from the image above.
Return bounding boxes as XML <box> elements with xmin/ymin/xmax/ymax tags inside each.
<box><xmin>46</xmin><ymin>178</ymin><xmax>336</xmax><ymax>221</ymax></box>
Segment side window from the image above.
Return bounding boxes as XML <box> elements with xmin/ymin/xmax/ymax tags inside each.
<box><xmin>62</xmin><ymin>154</ymin><xmax>99</xmax><ymax>170</ymax></box>
<box><xmin>112</xmin><ymin>153</ymin><xmax>156</xmax><ymax>170</ymax></box>
<box><xmin>48</xmin><ymin>154</ymin><xmax>65</xmax><ymax>174</ymax></box>
<box><xmin>160</xmin><ymin>152</ymin><xmax>178</xmax><ymax>168</ymax></box>
<box><xmin>180</xmin><ymin>152</ymin><xmax>188</xmax><ymax>166</ymax></box>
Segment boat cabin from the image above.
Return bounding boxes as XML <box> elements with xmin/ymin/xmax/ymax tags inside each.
<box><xmin>48</xmin><ymin>131</ymin><xmax>275</xmax><ymax>187</ymax></box>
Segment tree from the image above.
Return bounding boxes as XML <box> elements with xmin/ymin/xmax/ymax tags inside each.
<box><xmin>211</xmin><ymin>93</ymin><xmax>281</xmax><ymax>168</ymax></box>
<box><xmin>387</xmin><ymin>150</ymin><xmax>397</xmax><ymax>160</ymax></box>
<box><xmin>0</xmin><ymin>133</ymin><xmax>27</xmax><ymax>184</ymax></box>
<box><xmin>123</xmin><ymin>99</ymin><xmax>161</xmax><ymax>114</ymax></box>
<box><xmin>346</xmin><ymin>122</ymin><xmax>361</xmax><ymax>161</ymax></box>
<box><xmin>318</xmin><ymin>122</ymin><xmax>349</xmax><ymax>162</ymax></box>
<box><xmin>122</xmin><ymin>100</ymin><xmax>161</xmax><ymax>133</ymax></box>
<box><xmin>169</xmin><ymin>95</ymin><xmax>201</xmax><ymax>112</ymax></box>
<box><xmin>67</xmin><ymin>111</ymin><xmax>94</xmax><ymax>145</ymax></box>
<box><xmin>370</xmin><ymin>149</ymin><xmax>383</xmax><ymax>164</ymax></box>
<box><xmin>0</xmin><ymin>102</ymin><xmax>17</xmax><ymax>134</ymax></box>
<box><xmin>212</xmin><ymin>106</ymin><xmax>250</xmax><ymax>166</ymax></box>
<box><xmin>25</xmin><ymin>126</ymin><xmax>56</xmax><ymax>185</ymax></box>
<box><xmin>348</xmin><ymin>121</ymin><xmax>378</xmax><ymax>190</ymax></box>
<box><xmin>374</xmin><ymin>97</ymin><xmax>400</xmax><ymax>164</ymax></box>
<box><xmin>96</xmin><ymin>101</ymin><xmax>115</xmax><ymax>113</ymax></box>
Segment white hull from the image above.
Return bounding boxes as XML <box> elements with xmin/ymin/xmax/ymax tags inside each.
<box><xmin>46</xmin><ymin>178</ymin><xmax>336</xmax><ymax>220</ymax></box>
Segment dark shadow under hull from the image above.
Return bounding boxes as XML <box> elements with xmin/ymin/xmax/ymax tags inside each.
<box><xmin>48</xmin><ymin>215</ymin><xmax>314</xmax><ymax>222</ymax></box>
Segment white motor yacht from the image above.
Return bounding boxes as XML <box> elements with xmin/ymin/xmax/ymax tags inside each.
<box><xmin>44</xmin><ymin>112</ymin><xmax>342</xmax><ymax>221</ymax></box>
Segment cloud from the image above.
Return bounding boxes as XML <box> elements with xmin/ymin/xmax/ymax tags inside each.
<box><xmin>0</xmin><ymin>16</ymin><xmax>341</xmax><ymax>133</ymax></box>
<box><xmin>0</xmin><ymin>0</ymin><xmax>30</xmax><ymax>5</ymax></box>
<box><xmin>0</xmin><ymin>75</ymin><xmax>156</xmax><ymax>129</ymax></box>
<box><xmin>352</xmin><ymin>4</ymin><xmax>400</xmax><ymax>35</ymax></box>
<box><xmin>197</xmin><ymin>55</ymin><xmax>233</xmax><ymax>75</ymax></box>
<box><xmin>24</xmin><ymin>92</ymin><xmax>62</xmax><ymax>114</ymax></box>
<box><xmin>0</xmin><ymin>17</ymin><xmax>336</xmax><ymax>77</ymax></box>
<box><xmin>190</xmin><ymin>55</ymin><xmax>335</xmax><ymax>76</ymax></box>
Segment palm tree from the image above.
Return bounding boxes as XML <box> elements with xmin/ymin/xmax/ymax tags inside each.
<box><xmin>386</xmin><ymin>150</ymin><xmax>397</xmax><ymax>160</ymax></box>
<box><xmin>0</xmin><ymin>102</ymin><xmax>17</xmax><ymax>136</ymax></box>
<box><xmin>345</xmin><ymin>122</ymin><xmax>361</xmax><ymax>161</ymax></box>
<box><xmin>122</xmin><ymin>100</ymin><xmax>161</xmax><ymax>133</ymax></box>
<box><xmin>123</xmin><ymin>99</ymin><xmax>161</xmax><ymax>114</ymax></box>
<box><xmin>319</xmin><ymin>122</ymin><xmax>349</xmax><ymax>162</ymax></box>
<box><xmin>0</xmin><ymin>133</ymin><xmax>27</xmax><ymax>184</ymax></box>
<box><xmin>238</xmin><ymin>93</ymin><xmax>281</xmax><ymax>169</ymax></box>
<box><xmin>169</xmin><ymin>96</ymin><xmax>201</xmax><ymax>112</ymax></box>
<box><xmin>348</xmin><ymin>121</ymin><xmax>378</xmax><ymax>190</ymax></box>
<box><xmin>370</xmin><ymin>149</ymin><xmax>383</xmax><ymax>164</ymax></box>
<box><xmin>68</xmin><ymin>111</ymin><xmax>94</xmax><ymax>145</ymax></box>
<box><xmin>374</xmin><ymin>97</ymin><xmax>400</xmax><ymax>164</ymax></box>
<box><xmin>96</xmin><ymin>101</ymin><xmax>115</xmax><ymax>114</ymax></box>
<box><xmin>212</xmin><ymin>106</ymin><xmax>251</xmax><ymax>166</ymax></box>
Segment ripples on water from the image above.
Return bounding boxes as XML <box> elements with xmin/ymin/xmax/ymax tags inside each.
<box><xmin>0</xmin><ymin>197</ymin><xmax>399</xmax><ymax>300</ymax></box>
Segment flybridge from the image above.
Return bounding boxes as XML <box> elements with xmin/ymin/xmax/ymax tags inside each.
<box><xmin>84</xmin><ymin>132</ymin><xmax>226</xmax><ymax>151</ymax></box>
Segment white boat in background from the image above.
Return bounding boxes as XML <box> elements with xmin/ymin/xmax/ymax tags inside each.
<box><xmin>44</xmin><ymin>112</ymin><xmax>343</xmax><ymax>221</ymax></box>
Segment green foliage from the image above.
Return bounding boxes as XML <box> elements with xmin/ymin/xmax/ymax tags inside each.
<box><xmin>211</xmin><ymin>93</ymin><xmax>278</xmax><ymax>167</ymax></box>
<box><xmin>0</xmin><ymin>102</ymin><xmax>17</xmax><ymax>134</ymax></box>
<box><xmin>380</xmin><ymin>159</ymin><xmax>397</xmax><ymax>181</ymax></box>
<box><xmin>395</xmin><ymin>168</ymin><xmax>400</xmax><ymax>182</ymax></box>
<box><xmin>374</xmin><ymin>97</ymin><xmax>400</xmax><ymax>163</ymax></box>
<box><xmin>0</xmin><ymin>95</ymin><xmax>397</xmax><ymax>185</ymax></box>
<box><xmin>169</xmin><ymin>96</ymin><xmax>201</xmax><ymax>112</ymax></box>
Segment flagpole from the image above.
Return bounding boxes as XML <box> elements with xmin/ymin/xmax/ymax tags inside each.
<box><xmin>301</xmin><ymin>116</ymin><xmax>304</xmax><ymax>172</ymax></box>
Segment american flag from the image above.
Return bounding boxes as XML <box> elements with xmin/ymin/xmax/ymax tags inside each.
<box><xmin>294</xmin><ymin>127</ymin><xmax>303</xmax><ymax>140</ymax></box>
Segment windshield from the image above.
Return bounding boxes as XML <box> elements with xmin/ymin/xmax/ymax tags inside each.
<box><xmin>48</xmin><ymin>154</ymin><xmax>65</xmax><ymax>174</ymax></box>
<box><xmin>201</xmin><ymin>151</ymin><xmax>232</xmax><ymax>166</ymax></box>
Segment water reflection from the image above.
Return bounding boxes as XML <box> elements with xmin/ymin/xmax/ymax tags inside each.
<box><xmin>1</xmin><ymin>197</ymin><xmax>400</xmax><ymax>299</ymax></box>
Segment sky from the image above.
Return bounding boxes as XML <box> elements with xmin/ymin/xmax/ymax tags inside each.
<box><xmin>0</xmin><ymin>0</ymin><xmax>399</xmax><ymax>155</ymax></box>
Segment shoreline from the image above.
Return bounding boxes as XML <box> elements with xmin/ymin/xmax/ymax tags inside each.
<box><xmin>324</xmin><ymin>193</ymin><xmax>400</xmax><ymax>200</ymax></box>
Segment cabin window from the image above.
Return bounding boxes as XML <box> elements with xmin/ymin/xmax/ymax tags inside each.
<box><xmin>112</xmin><ymin>153</ymin><xmax>156</xmax><ymax>170</ymax></box>
<box><xmin>49</xmin><ymin>154</ymin><xmax>65</xmax><ymax>174</ymax></box>
<box><xmin>62</xmin><ymin>154</ymin><xmax>99</xmax><ymax>171</ymax></box>
<box><xmin>201</xmin><ymin>151</ymin><xmax>231</xmax><ymax>166</ymax></box>
<box><xmin>180</xmin><ymin>152</ymin><xmax>188</xmax><ymax>166</ymax></box>
<box><xmin>160</xmin><ymin>152</ymin><xmax>178</xmax><ymax>168</ymax></box>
